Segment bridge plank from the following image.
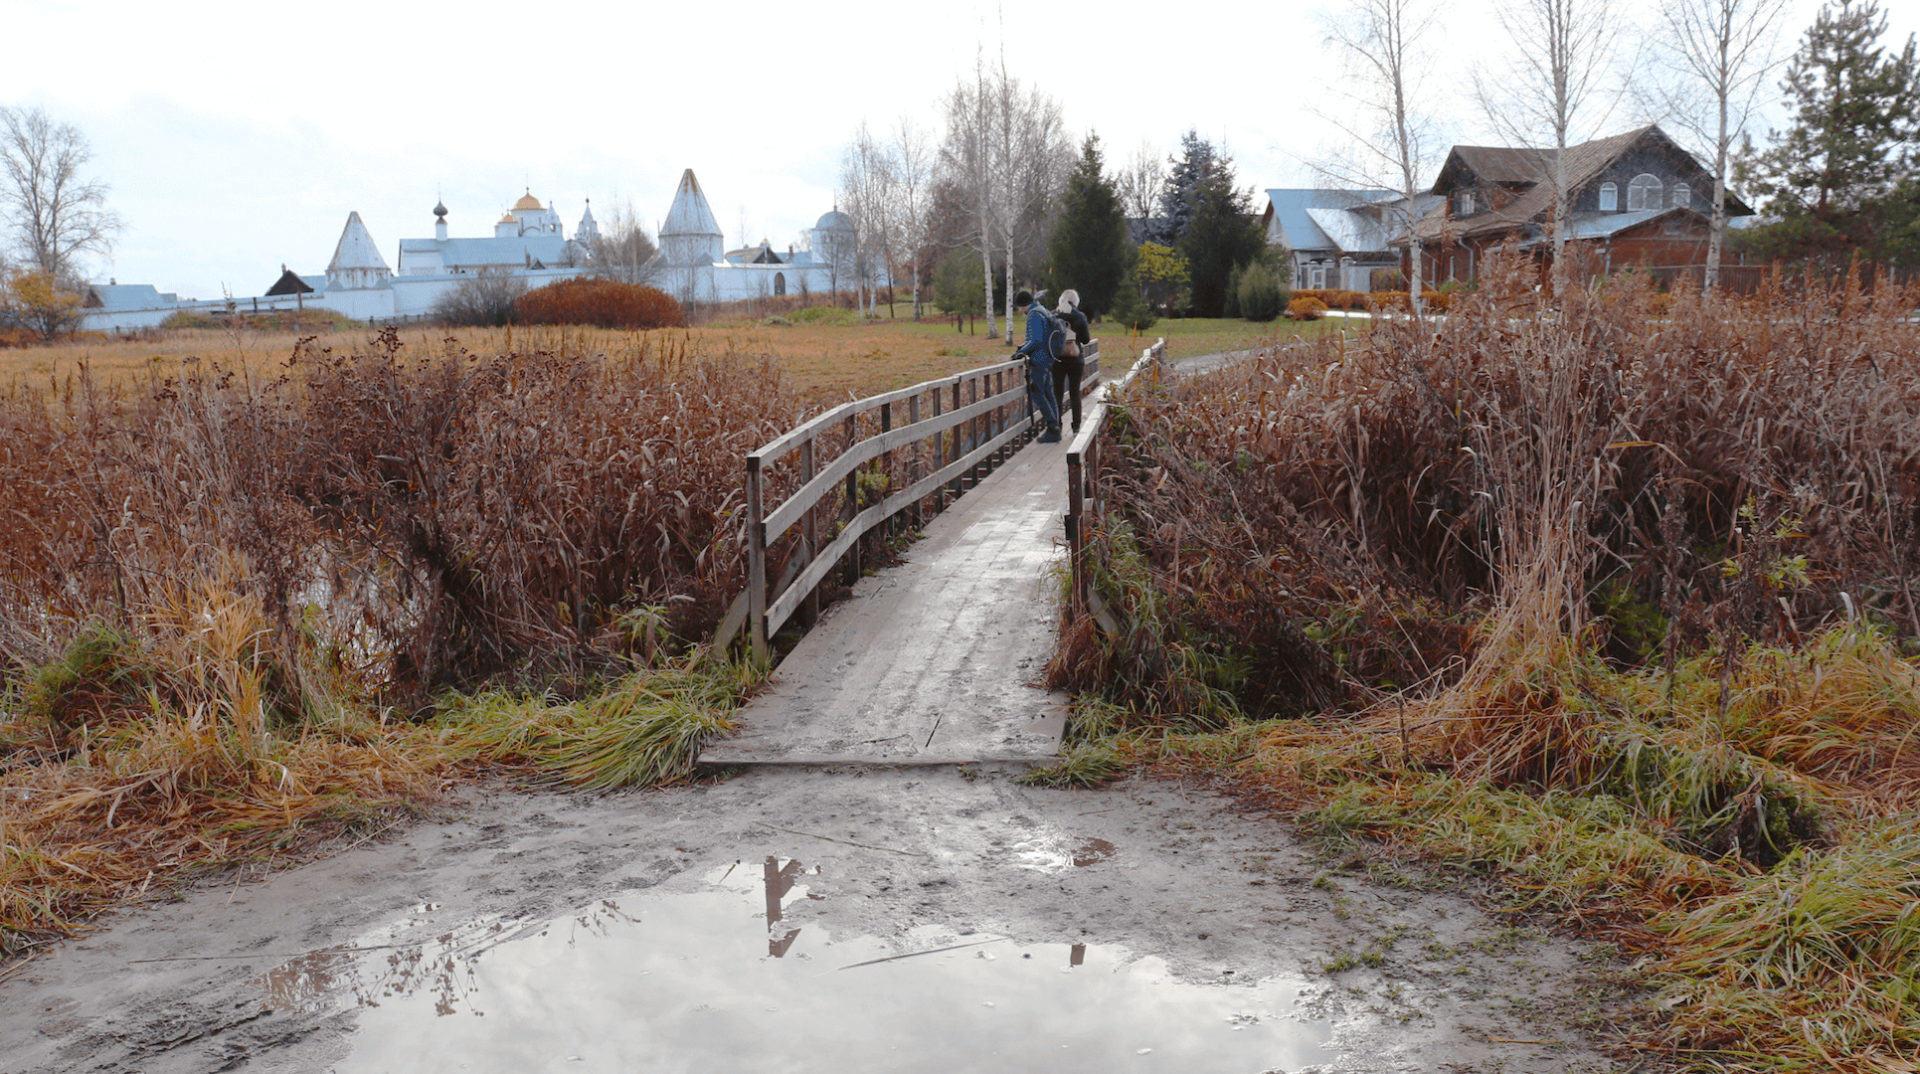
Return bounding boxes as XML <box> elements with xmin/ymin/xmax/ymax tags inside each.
<box><xmin>699</xmin><ymin>438</ymin><xmax>1069</xmax><ymax>767</ymax></box>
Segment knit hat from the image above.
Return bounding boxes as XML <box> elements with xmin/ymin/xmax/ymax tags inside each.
<box><xmin>1013</xmin><ymin>289</ymin><xmax>1033</xmax><ymax>307</ymax></box>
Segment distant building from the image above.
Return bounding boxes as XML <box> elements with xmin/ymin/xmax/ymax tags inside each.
<box><xmin>1401</xmin><ymin>124</ymin><xmax>1755</xmax><ymax>285</ymax></box>
<box><xmin>78</xmin><ymin>174</ymin><xmax>864</xmax><ymax>332</ymax></box>
<box><xmin>1261</xmin><ymin>189</ymin><xmax>1442</xmax><ymax>291</ymax></box>
<box><xmin>650</xmin><ymin>168</ymin><xmax>870</xmax><ymax>304</ymax></box>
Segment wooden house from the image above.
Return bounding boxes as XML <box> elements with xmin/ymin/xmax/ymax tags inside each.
<box><xmin>1402</xmin><ymin>125</ymin><xmax>1754</xmax><ymax>286</ymax></box>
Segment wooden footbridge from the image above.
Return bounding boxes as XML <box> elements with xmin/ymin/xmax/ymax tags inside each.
<box><xmin>697</xmin><ymin>340</ymin><xmax>1164</xmax><ymax>767</ymax></box>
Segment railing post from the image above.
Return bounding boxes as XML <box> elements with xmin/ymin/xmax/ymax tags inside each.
<box><xmin>908</xmin><ymin>393</ymin><xmax>923</xmax><ymax>531</ymax></box>
<box><xmin>931</xmin><ymin>383</ymin><xmax>947</xmax><ymax>511</ymax></box>
<box><xmin>800</xmin><ymin>435</ymin><xmax>819</xmax><ymax>627</ymax></box>
<box><xmin>949</xmin><ymin>377</ymin><xmax>963</xmax><ymax>499</ymax></box>
<box><xmin>843</xmin><ymin>412</ymin><xmax>860</xmax><ymax>585</ymax></box>
<box><xmin>746</xmin><ymin>454</ymin><xmax>768</xmax><ymax>665</ymax></box>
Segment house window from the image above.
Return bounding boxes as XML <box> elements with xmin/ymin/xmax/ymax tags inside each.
<box><xmin>1599</xmin><ymin>182</ymin><xmax>1618</xmax><ymax>211</ymax></box>
<box><xmin>1671</xmin><ymin>184</ymin><xmax>1691</xmax><ymax>208</ymax></box>
<box><xmin>774</xmin><ymin>272</ymin><xmax>786</xmax><ymax>296</ymax></box>
<box><xmin>1628</xmin><ymin>173</ymin><xmax>1662</xmax><ymax>211</ymax></box>
<box><xmin>1308</xmin><ymin>264</ymin><xmax>1328</xmax><ymax>289</ymax></box>
<box><xmin>1455</xmin><ymin>191</ymin><xmax>1475</xmax><ymax>216</ymax></box>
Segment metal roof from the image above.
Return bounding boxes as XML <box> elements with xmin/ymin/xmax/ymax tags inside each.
<box><xmin>662</xmin><ymin>169</ymin><xmax>722</xmax><ymax>238</ymax></box>
<box><xmin>84</xmin><ymin>283</ymin><xmax>178</xmax><ymax>309</ymax></box>
<box><xmin>327</xmin><ymin>211</ymin><xmax>390</xmax><ymax>273</ymax></box>
<box><xmin>396</xmin><ymin>234</ymin><xmax>571</xmax><ymax>268</ymax></box>
<box><xmin>1263</xmin><ymin>188</ymin><xmax>1396</xmax><ymax>251</ymax></box>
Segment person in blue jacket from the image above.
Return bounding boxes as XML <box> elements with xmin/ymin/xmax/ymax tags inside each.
<box><xmin>1012</xmin><ymin>289</ymin><xmax>1062</xmax><ymax>442</ymax></box>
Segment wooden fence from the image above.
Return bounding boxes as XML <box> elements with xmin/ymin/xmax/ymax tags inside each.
<box><xmin>722</xmin><ymin>341</ymin><xmax>1104</xmax><ymax>662</ymax></box>
<box><xmin>1064</xmin><ymin>340</ymin><xmax>1167</xmax><ymax>623</ymax></box>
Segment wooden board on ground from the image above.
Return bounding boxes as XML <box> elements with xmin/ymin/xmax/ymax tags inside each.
<box><xmin>698</xmin><ymin>441</ymin><xmax>1070</xmax><ymax>767</ymax></box>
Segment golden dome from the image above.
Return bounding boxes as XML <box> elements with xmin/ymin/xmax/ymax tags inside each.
<box><xmin>513</xmin><ymin>191</ymin><xmax>543</xmax><ymax>211</ymax></box>
<box><xmin>498</xmin><ymin>212</ymin><xmax>516</xmax><ymax>225</ymax></box>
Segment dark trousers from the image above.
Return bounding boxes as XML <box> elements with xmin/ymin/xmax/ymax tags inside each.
<box><xmin>1052</xmin><ymin>359</ymin><xmax>1084</xmax><ymax>431</ymax></box>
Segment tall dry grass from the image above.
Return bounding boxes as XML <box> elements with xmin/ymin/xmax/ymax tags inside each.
<box><xmin>0</xmin><ymin>328</ymin><xmax>813</xmax><ymax>953</ymax></box>
<box><xmin>1056</xmin><ymin>256</ymin><xmax>1920</xmax><ymax>1069</ymax></box>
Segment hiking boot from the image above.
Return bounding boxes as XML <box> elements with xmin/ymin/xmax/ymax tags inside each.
<box><xmin>1037</xmin><ymin>427</ymin><xmax>1062</xmax><ymax>443</ymax></box>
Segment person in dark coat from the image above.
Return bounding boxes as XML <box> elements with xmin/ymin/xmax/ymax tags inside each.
<box><xmin>1052</xmin><ymin>289</ymin><xmax>1091</xmax><ymax>434</ymax></box>
<box><xmin>1012</xmin><ymin>289</ymin><xmax>1062</xmax><ymax>442</ymax></box>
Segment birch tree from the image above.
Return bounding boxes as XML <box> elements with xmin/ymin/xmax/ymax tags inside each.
<box><xmin>1475</xmin><ymin>0</ymin><xmax>1622</xmax><ymax>284</ymax></box>
<box><xmin>890</xmin><ymin>119</ymin><xmax>935</xmax><ymax>319</ymax></box>
<box><xmin>941</xmin><ymin>63</ymin><xmax>1001</xmax><ymax>337</ymax></box>
<box><xmin>1656</xmin><ymin>0</ymin><xmax>1790</xmax><ymax>288</ymax></box>
<box><xmin>1320</xmin><ymin>0</ymin><xmax>1443</xmax><ymax>314</ymax></box>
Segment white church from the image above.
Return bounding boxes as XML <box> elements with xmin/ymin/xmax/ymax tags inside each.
<box><xmin>80</xmin><ymin>172</ymin><xmax>867</xmax><ymax>331</ymax></box>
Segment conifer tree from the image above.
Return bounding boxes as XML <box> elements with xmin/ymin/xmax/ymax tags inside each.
<box><xmin>1737</xmin><ymin>0</ymin><xmax>1920</xmax><ymax>269</ymax></box>
<box><xmin>1047</xmin><ymin>134</ymin><xmax>1132</xmax><ymax>317</ymax></box>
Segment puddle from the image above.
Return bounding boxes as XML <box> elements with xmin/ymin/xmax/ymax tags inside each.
<box><xmin>1011</xmin><ymin>834</ymin><xmax>1122</xmax><ymax>873</ymax></box>
<box><xmin>262</xmin><ymin>856</ymin><xmax>1331</xmax><ymax>1072</ymax></box>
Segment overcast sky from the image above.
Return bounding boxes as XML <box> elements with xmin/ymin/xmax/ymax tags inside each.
<box><xmin>2</xmin><ymin>0</ymin><xmax>1913</xmax><ymax>299</ymax></box>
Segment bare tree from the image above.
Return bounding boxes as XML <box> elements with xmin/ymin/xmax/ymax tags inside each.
<box><xmin>1116</xmin><ymin>142</ymin><xmax>1167</xmax><ymax>226</ymax></box>
<box><xmin>1475</xmin><ymin>0</ymin><xmax>1622</xmax><ymax>283</ymax></box>
<box><xmin>588</xmin><ymin>200</ymin><xmax>660</xmax><ymax>285</ymax></box>
<box><xmin>430</xmin><ymin>268</ymin><xmax>527</xmax><ymax>326</ymax></box>
<box><xmin>0</xmin><ymin>106</ymin><xmax>120</xmax><ymax>282</ymax></box>
<box><xmin>1320</xmin><ymin>0</ymin><xmax>1445</xmax><ymax>314</ymax></box>
<box><xmin>942</xmin><ymin>58</ymin><xmax>1003</xmax><ymax>337</ymax></box>
<box><xmin>839</xmin><ymin>122</ymin><xmax>897</xmax><ymax>317</ymax></box>
<box><xmin>1655</xmin><ymin>0</ymin><xmax>1790</xmax><ymax>288</ymax></box>
<box><xmin>891</xmin><ymin>118</ymin><xmax>935</xmax><ymax>319</ymax></box>
<box><xmin>990</xmin><ymin>56</ymin><xmax>1072</xmax><ymax>341</ymax></box>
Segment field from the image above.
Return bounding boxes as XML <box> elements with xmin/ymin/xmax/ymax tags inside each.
<box><xmin>1049</xmin><ymin>260</ymin><xmax>1920</xmax><ymax>1071</ymax></box>
<box><xmin>0</xmin><ymin>312</ymin><xmax>1341</xmax><ymax>401</ymax></box>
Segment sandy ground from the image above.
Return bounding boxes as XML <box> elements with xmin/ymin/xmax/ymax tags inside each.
<box><xmin>0</xmin><ymin>768</ymin><xmax>1633</xmax><ymax>1074</ymax></box>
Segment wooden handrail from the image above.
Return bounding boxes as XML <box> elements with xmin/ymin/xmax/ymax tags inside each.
<box><xmin>1065</xmin><ymin>339</ymin><xmax>1165</xmax><ymax>619</ymax></box>
<box><xmin>727</xmin><ymin>339</ymin><xmax>1104</xmax><ymax>662</ymax></box>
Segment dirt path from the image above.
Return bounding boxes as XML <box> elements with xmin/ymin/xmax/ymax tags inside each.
<box><xmin>0</xmin><ymin>769</ymin><xmax>1624</xmax><ymax>1073</ymax></box>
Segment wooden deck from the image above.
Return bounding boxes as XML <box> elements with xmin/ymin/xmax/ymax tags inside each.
<box><xmin>696</xmin><ymin>439</ymin><xmax>1070</xmax><ymax>767</ymax></box>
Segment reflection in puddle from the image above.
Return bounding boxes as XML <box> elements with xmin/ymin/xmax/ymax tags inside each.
<box><xmin>263</xmin><ymin>858</ymin><xmax>1330</xmax><ymax>1073</ymax></box>
<box><xmin>1011</xmin><ymin>833</ymin><xmax>1122</xmax><ymax>873</ymax></box>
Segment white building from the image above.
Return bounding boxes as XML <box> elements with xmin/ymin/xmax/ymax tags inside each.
<box><xmin>79</xmin><ymin>175</ymin><xmax>868</xmax><ymax>331</ymax></box>
<box><xmin>651</xmin><ymin>168</ymin><xmax>871</xmax><ymax>304</ymax></box>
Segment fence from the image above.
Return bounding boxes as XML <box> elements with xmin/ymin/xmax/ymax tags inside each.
<box><xmin>721</xmin><ymin>341</ymin><xmax>1104</xmax><ymax>663</ymax></box>
<box><xmin>1064</xmin><ymin>340</ymin><xmax>1166</xmax><ymax>623</ymax></box>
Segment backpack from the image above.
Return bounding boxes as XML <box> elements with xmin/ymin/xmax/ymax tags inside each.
<box><xmin>1052</xmin><ymin>314</ymin><xmax>1081</xmax><ymax>360</ymax></box>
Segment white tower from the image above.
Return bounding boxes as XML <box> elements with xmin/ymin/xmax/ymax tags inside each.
<box><xmin>326</xmin><ymin>211</ymin><xmax>392</xmax><ymax>291</ymax></box>
<box><xmin>660</xmin><ymin>169</ymin><xmax>723</xmax><ymax>266</ymax></box>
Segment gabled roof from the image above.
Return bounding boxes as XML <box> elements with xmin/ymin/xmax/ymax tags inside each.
<box><xmin>1414</xmin><ymin>125</ymin><xmax>1754</xmax><ymax>245</ymax></box>
<box><xmin>327</xmin><ymin>211</ymin><xmax>390</xmax><ymax>273</ymax></box>
<box><xmin>1264</xmin><ymin>188</ymin><xmax>1397</xmax><ymax>252</ymax></box>
<box><xmin>662</xmin><ymin>169</ymin><xmax>721</xmax><ymax>239</ymax></box>
<box><xmin>396</xmin><ymin>234</ymin><xmax>571</xmax><ymax>269</ymax></box>
<box><xmin>84</xmin><ymin>283</ymin><xmax>178</xmax><ymax>309</ymax></box>
<box><xmin>265</xmin><ymin>268</ymin><xmax>313</xmax><ymax>296</ymax></box>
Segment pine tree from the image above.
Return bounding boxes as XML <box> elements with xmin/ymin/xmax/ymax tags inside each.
<box><xmin>1146</xmin><ymin>131</ymin><xmax>1224</xmax><ymax>245</ymax></box>
<box><xmin>1048</xmin><ymin>135</ymin><xmax>1133</xmax><ymax>317</ymax></box>
<box><xmin>1737</xmin><ymin>0</ymin><xmax>1920</xmax><ymax>269</ymax></box>
<box><xmin>1177</xmin><ymin>169</ymin><xmax>1266</xmax><ymax>318</ymax></box>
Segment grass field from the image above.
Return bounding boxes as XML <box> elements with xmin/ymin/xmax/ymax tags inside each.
<box><xmin>0</xmin><ymin>312</ymin><xmax>1350</xmax><ymax>402</ymax></box>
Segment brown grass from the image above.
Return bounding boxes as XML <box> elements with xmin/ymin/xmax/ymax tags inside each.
<box><xmin>1055</xmin><ymin>257</ymin><xmax>1920</xmax><ymax>1069</ymax></box>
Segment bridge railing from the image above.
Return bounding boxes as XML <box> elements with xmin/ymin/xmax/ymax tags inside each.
<box><xmin>722</xmin><ymin>339</ymin><xmax>1104</xmax><ymax>662</ymax></box>
<box><xmin>1064</xmin><ymin>339</ymin><xmax>1166</xmax><ymax>621</ymax></box>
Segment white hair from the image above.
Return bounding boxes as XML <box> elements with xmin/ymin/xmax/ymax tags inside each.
<box><xmin>1056</xmin><ymin>288</ymin><xmax>1080</xmax><ymax>312</ymax></box>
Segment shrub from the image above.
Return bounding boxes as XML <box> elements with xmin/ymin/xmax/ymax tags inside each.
<box><xmin>1235</xmin><ymin>262</ymin><xmax>1287</xmax><ymax>322</ymax></box>
<box><xmin>788</xmin><ymin>305</ymin><xmax>861</xmax><ymax>327</ymax></box>
<box><xmin>1286</xmin><ymin>296</ymin><xmax>1329</xmax><ymax>320</ymax></box>
<box><xmin>515</xmin><ymin>277</ymin><xmax>686</xmax><ymax>329</ymax></box>
<box><xmin>1371</xmin><ymin>268</ymin><xmax>1408</xmax><ymax>291</ymax></box>
<box><xmin>432</xmin><ymin>269</ymin><xmax>526</xmax><ymax>326</ymax></box>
